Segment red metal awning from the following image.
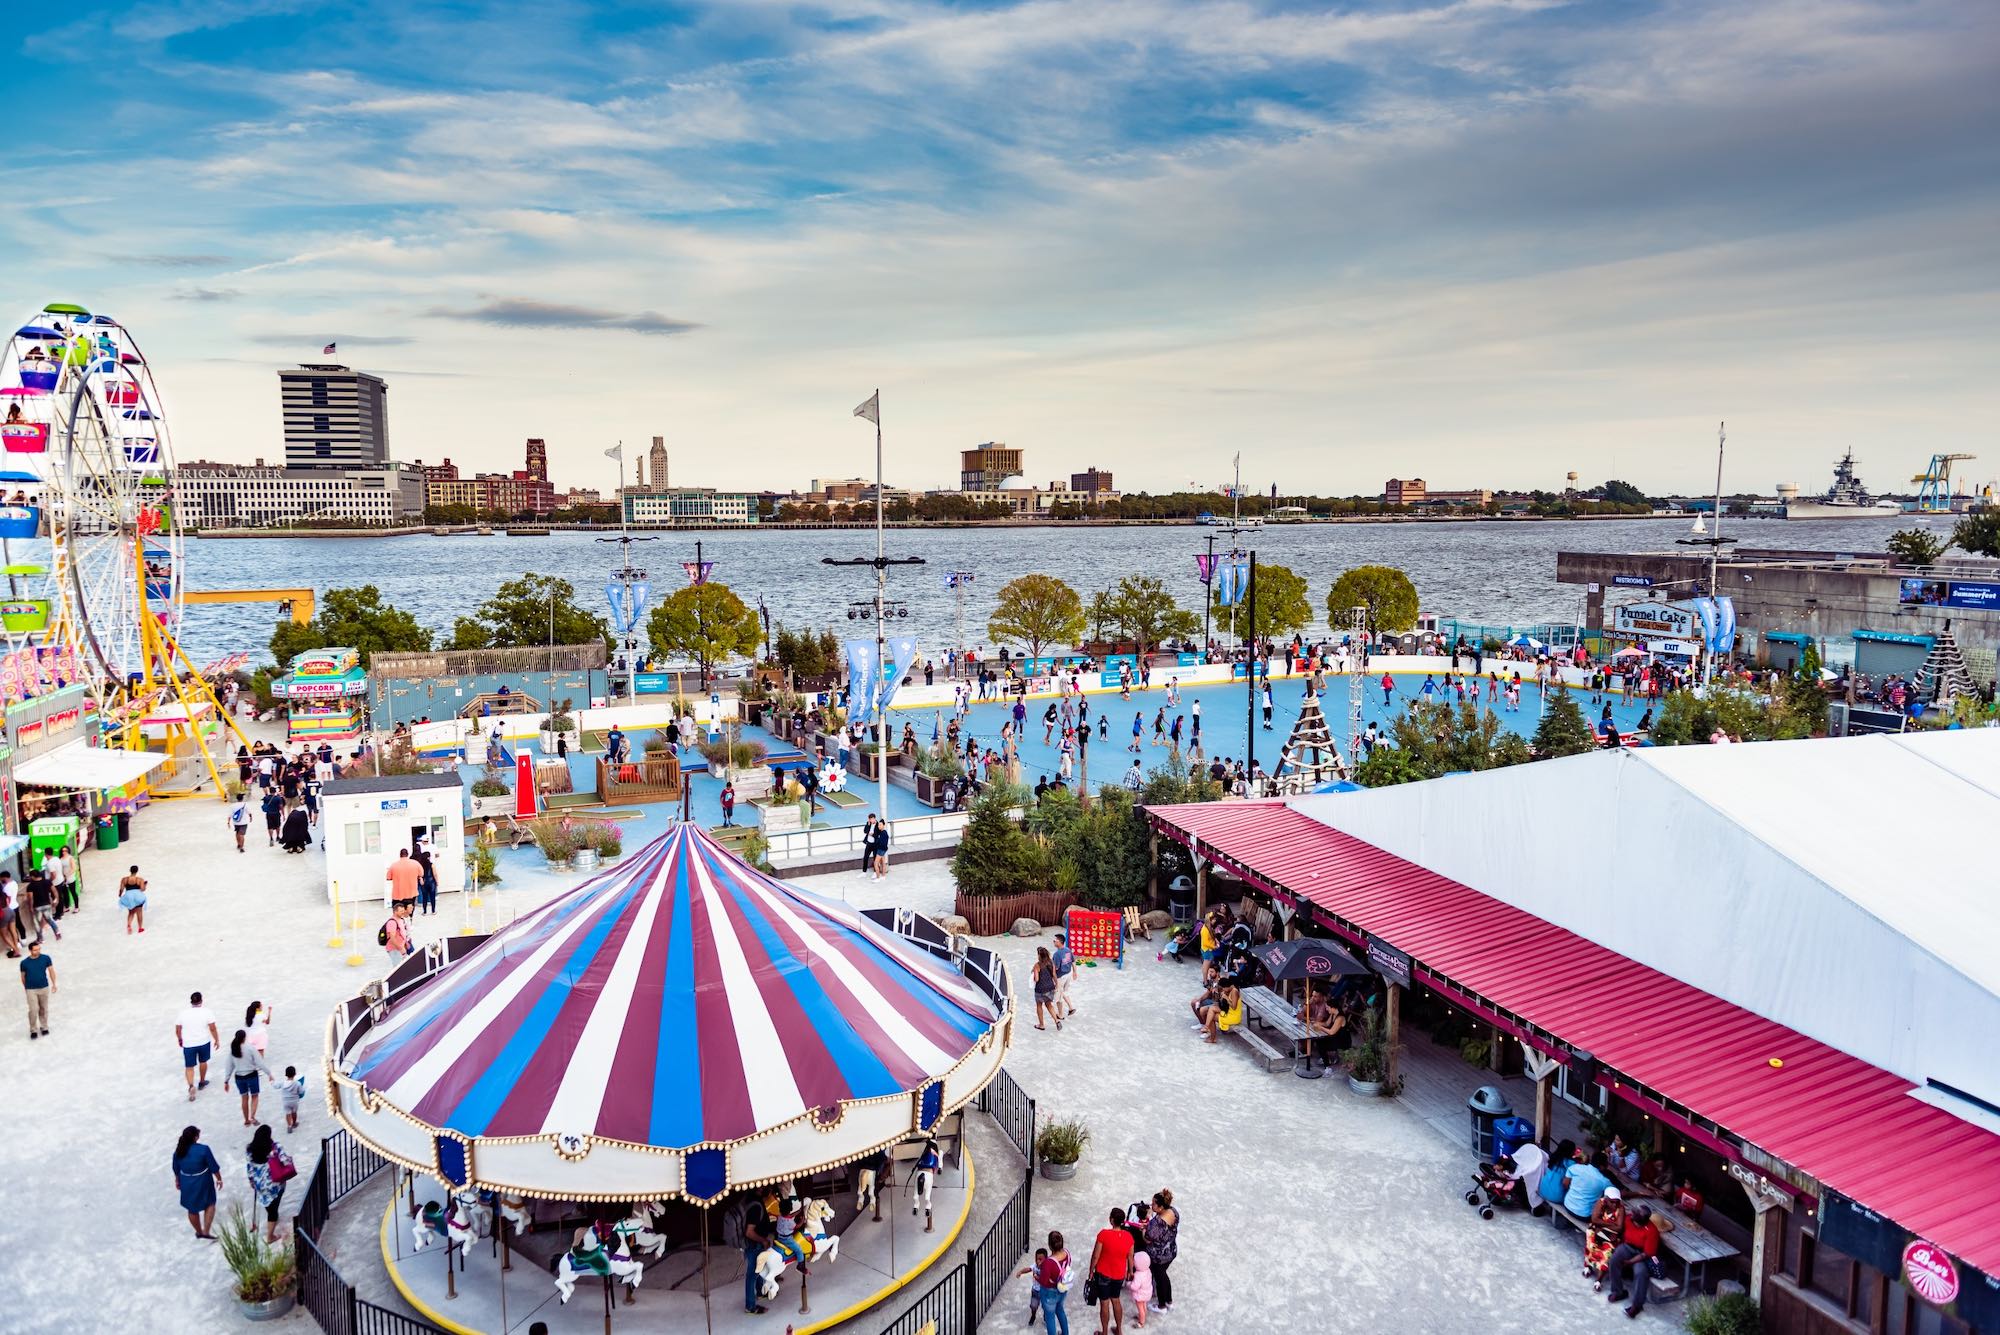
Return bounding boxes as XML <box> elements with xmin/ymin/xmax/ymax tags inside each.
<box><xmin>1149</xmin><ymin>800</ymin><xmax>2000</xmax><ymax>1276</ymax></box>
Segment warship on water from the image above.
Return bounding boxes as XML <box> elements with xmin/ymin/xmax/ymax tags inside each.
<box><xmin>1778</xmin><ymin>451</ymin><xmax>1902</xmax><ymax>520</ymax></box>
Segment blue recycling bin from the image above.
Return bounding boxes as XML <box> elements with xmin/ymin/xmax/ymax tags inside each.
<box><xmin>1493</xmin><ymin>1116</ymin><xmax>1537</xmax><ymax>1162</ymax></box>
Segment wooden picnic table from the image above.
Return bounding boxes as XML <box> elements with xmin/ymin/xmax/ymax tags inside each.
<box><xmin>1648</xmin><ymin>1197</ymin><xmax>1741</xmax><ymax>1296</ymax></box>
<box><xmin>1239</xmin><ymin>986</ymin><xmax>1309</xmax><ymax>1046</ymax></box>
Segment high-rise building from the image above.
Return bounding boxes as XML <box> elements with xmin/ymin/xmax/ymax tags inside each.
<box><xmin>648</xmin><ymin>437</ymin><xmax>669</xmax><ymax>491</ymax></box>
<box><xmin>524</xmin><ymin>438</ymin><xmax>548</xmax><ymax>483</ymax></box>
<box><xmin>960</xmin><ymin>443</ymin><xmax>1023</xmax><ymax>491</ymax></box>
<box><xmin>278</xmin><ymin>363</ymin><xmax>389</xmax><ymax>470</ymax></box>
<box><xmin>1071</xmin><ymin>467</ymin><xmax>1115</xmax><ymax>497</ymax></box>
<box><xmin>1384</xmin><ymin>477</ymin><xmax>1427</xmax><ymax>506</ymax></box>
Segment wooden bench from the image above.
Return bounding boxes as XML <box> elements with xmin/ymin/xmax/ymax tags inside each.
<box><xmin>1240</xmin><ymin>986</ymin><xmax>1310</xmax><ymax>1048</ymax></box>
<box><xmin>1226</xmin><ymin>1020</ymin><xmax>1295</xmax><ymax>1072</ymax></box>
<box><xmin>1547</xmin><ymin>1198</ymin><xmax>1683</xmax><ymax>1302</ymax></box>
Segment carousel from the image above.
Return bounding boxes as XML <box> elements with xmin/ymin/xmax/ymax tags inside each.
<box><xmin>327</xmin><ymin>822</ymin><xmax>1014</xmax><ymax>1333</ymax></box>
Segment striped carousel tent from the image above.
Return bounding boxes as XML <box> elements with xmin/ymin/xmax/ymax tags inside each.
<box><xmin>329</xmin><ymin>824</ymin><xmax>1010</xmax><ymax>1203</ymax></box>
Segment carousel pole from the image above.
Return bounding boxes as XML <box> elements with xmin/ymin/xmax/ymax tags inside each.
<box><xmin>702</xmin><ymin>1206</ymin><xmax>713</xmax><ymax>1335</ymax></box>
<box><xmin>445</xmin><ymin>1235</ymin><xmax>457</xmax><ymax>1300</ymax></box>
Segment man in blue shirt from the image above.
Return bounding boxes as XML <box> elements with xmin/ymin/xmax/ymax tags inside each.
<box><xmin>1562</xmin><ymin>1149</ymin><xmax>1615</xmax><ymax>1217</ymax></box>
<box><xmin>20</xmin><ymin>941</ymin><xmax>53</xmax><ymax>1037</ymax></box>
<box><xmin>1052</xmin><ymin>933</ymin><xmax>1077</xmax><ymax>1018</ymax></box>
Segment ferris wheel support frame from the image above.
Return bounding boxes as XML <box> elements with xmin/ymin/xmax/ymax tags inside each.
<box><xmin>124</xmin><ymin>530</ymin><xmax>251</xmax><ymax>800</ymax></box>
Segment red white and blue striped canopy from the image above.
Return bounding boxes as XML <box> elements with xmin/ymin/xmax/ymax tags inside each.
<box><xmin>346</xmin><ymin>824</ymin><xmax>999</xmax><ymax>1150</ymax></box>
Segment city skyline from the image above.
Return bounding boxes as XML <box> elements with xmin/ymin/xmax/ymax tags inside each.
<box><xmin>7</xmin><ymin>0</ymin><xmax>1997</xmax><ymax>496</ymax></box>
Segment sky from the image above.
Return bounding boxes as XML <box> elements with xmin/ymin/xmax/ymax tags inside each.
<box><xmin>4</xmin><ymin>0</ymin><xmax>1997</xmax><ymax>499</ymax></box>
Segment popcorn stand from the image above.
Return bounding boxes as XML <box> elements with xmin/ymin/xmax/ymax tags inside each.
<box><xmin>275</xmin><ymin>647</ymin><xmax>367</xmax><ymax>743</ymax></box>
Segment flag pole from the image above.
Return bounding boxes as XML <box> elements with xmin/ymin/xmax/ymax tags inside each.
<box><xmin>874</xmin><ymin>390</ymin><xmax>889</xmax><ymax>841</ymax></box>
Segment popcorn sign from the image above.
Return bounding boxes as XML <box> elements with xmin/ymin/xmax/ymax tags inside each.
<box><xmin>1903</xmin><ymin>1240</ymin><xmax>1959</xmax><ymax>1307</ymax></box>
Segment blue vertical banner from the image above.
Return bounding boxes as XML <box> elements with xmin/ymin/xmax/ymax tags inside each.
<box><xmin>845</xmin><ymin>638</ymin><xmax>880</xmax><ymax>725</ymax></box>
<box><xmin>1712</xmin><ymin>596</ymin><xmax>1737</xmax><ymax>656</ymax></box>
<box><xmin>1691</xmin><ymin>597</ymin><xmax>1719</xmax><ymax>654</ymax></box>
<box><xmin>630</xmin><ymin>578</ymin><xmax>651</xmax><ymax>631</ymax></box>
<box><xmin>879</xmin><ymin>634</ymin><xmax>919</xmax><ymax>713</ymax></box>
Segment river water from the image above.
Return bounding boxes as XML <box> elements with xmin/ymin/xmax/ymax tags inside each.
<box><xmin>172</xmin><ymin>515</ymin><xmax>1950</xmax><ymax>665</ymax></box>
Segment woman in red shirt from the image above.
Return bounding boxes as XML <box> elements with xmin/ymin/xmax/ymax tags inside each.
<box><xmin>1088</xmin><ymin>1207</ymin><xmax>1135</xmax><ymax>1334</ymax></box>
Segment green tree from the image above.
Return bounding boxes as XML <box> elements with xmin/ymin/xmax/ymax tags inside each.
<box><xmin>1105</xmin><ymin>575</ymin><xmax>1199</xmax><ymax>662</ymax></box>
<box><xmin>1214</xmin><ymin>561</ymin><xmax>1311</xmax><ymax>641</ymax></box>
<box><xmin>1951</xmin><ymin>510</ymin><xmax>2000</xmax><ymax>559</ymax></box>
<box><xmin>1060</xmin><ymin>787</ymin><xmax>1152</xmax><ymax>908</ymax></box>
<box><xmin>1885</xmin><ymin>527</ymin><xmax>1949</xmax><ymax>568</ymax></box>
<box><xmin>646</xmin><ymin>582</ymin><xmax>763</xmax><ymax>687</ymax></box>
<box><xmin>1086</xmin><ymin>590</ymin><xmax>1117</xmax><ymax>646</ymax></box>
<box><xmin>988</xmin><ymin>574</ymin><xmax>1086</xmax><ymax>664</ymax></box>
<box><xmin>1784</xmin><ymin>642</ymin><xmax>1830</xmax><ymax>737</ymax></box>
<box><xmin>268</xmin><ymin>584</ymin><xmax>433</xmax><ymax>669</ymax></box>
<box><xmin>1601</xmin><ymin>479</ymin><xmax>1649</xmax><ymax>507</ymax></box>
<box><xmin>1327</xmin><ymin>565</ymin><xmax>1420</xmax><ymax>634</ymax></box>
<box><xmin>1531</xmin><ymin>685</ymin><xmax>1599</xmax><ymax>757</ymax></box>
<box><xmin>772</xmin><ymin>625</ymin><xmax>842</xmax><ymax>681</ymax></box>
<box><xmin>951</xmin><ymin>785</ymin><xmax>1038</xmax><ymax>896</ymax></box>
<box><xmin>450</xmin><ymin>574</ymin><xmax>610</xmax><ymax>651</ymax></box>
<box><xmin>1353</xmin><ymin>700</ymin><xmax>1528</xmax><ymax>785</ymax></box>
<box><xmin>1139</xmin><ymin>752</ymin><xmax>1224</xmax><ymax>804</ymax></box>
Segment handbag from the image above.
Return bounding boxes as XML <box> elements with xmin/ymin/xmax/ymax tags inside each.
<box><xmin>269</xmin><ymin>1148</ymin><xmax>296</xmax><ymax>1184</ymax></box>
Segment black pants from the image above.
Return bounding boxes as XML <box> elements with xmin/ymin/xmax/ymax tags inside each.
<box><xmin>1153</xmin><ymin>1258</ymin><xmax>1173</xmax><ymax>1307</ymax></box>
<box><xmin>1604</xmin><ymin>1243</ymin><xmax>1651</xmax><ymax>1310</ymax></box>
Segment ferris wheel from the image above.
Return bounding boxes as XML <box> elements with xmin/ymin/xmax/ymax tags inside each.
<box><xmin>0</xmin><ymin>302</ymin><xmax>181</xmax><ymax>697</ymax></box>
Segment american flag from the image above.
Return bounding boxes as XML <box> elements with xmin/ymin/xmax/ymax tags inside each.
<box><xmin>322</xmin><ymin>342</ymin><xmax>337</xmax><ymax>355</ymax></box>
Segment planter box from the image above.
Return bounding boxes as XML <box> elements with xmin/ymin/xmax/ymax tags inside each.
<box><xmin>744</xmin><ymin>702</ymin><xmax>767</xmax><ymax>727</ymax></box>
<box><xmin>539</xmin><ymin>727</ymin><xmax>577</xmax><ymax>754</ymax></box>
<box><xmin>240</xmin><ymin>1294</ymin><xmax>297</xmax><ymax>1322</ymax></box>
<box><xmin>573</xmin><ymin>847</ymin><xmax>601</xmax><ymax>873</ymax></box>
<box><xmin>469</xmin><ymin>793</ymin><xmax>514</xmax><ymax>818</ymax></box>
<box><xmin>852</xmin><ymin>748</ymin><xmax>895</xmax><ymax>782</ymax></box>
<box><xmin>761</xmin><ymin>802</ymin><xmax>805</xmax><ymax>834</ymax></box>
<box><xmin>1039</xmin><ymin>1160</ymin><xmax>1079</xmax><ymax>1181</ymax></box>
<box><xmin>913</xmin><ymin>771</ymin><xmax>963</xmax><ymax>808</ymax></box>
<box><xmin>1347</xmin><ymin>1075</ymin><xmax>1386</xmax><ymax>1097</ymax></box>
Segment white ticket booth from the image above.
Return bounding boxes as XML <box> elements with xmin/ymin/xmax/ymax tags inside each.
<box><xmin>320</xmin><ymin>772</ymin><xmax>466</xmax><ymax>904</ymax></box>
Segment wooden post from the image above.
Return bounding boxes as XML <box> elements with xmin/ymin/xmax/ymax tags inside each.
<box><xmin>1522</xmin><ymin>1050</ymin><xmax>1559</xmax><ymax>1144</ymax></box>
<box><xmin>1733</xmin><ymin>1167</ymin><xmax>1790</xmax><ymax>1306</ymax></box>
<box><xmin>1147</xmin><ymin>832</ymin><xmax>1159</xmax><ymax>905</ymax></box>
<box><xmin>500</xmin><ymin>1215</ymin><xmax>512</xmax><ymax>1271</ymax></box>
<box><xmin>1194</xmin><ymin>859</ymin><xmax>1207</xmax><ymax>920</ymax></box>
<box><xmin>1384</xmin><ymin>982</ymin><xmax>1403</xmax><ymax>1087</ymax></box>
<box><xmin>1489</xmin><ymin>1023</ymin><xmax>1505</xmax><ymax>1073</ymax></box>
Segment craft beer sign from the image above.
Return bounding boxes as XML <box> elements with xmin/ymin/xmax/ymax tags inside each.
<box><xmin>1905</xmin><ymin>1240</ymin><xmax>1959</xmax><ymax>1307</ymax></box>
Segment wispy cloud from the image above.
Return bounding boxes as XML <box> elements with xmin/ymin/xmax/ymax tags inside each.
<box><xmin>171</xmin><ymin>286</ymin><xmax>244</xmax><ymax>302</ymax></box>
<box><xmin>114</xmin><ymin>254</ymin><xmax>236</xmax><ymax>268</ymax></box>
<box><xmin>425</xmin><ymin>299</ymin><xmax>700</xmax><ymax>335</ymax></box>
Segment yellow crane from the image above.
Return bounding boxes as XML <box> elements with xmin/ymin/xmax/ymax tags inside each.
<box><xmin>180</xmin><ymin>588</ymin><xmax>316</xmax><ymax>624</ymax></box>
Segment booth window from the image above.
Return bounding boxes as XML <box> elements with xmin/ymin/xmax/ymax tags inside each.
<box><xmin>344</xmin><ymin>820</ymin><xmax>382</xmax><ymax>857</ymax></box>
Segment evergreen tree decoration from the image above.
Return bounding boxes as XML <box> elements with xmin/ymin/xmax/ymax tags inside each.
<box><xmin>1532</xmin><ymin>685</ymin><xmax>1599</xmax><ymax>757</ymax></box>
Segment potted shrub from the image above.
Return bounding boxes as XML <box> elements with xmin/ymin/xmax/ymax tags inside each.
<box><xmin>761</xmin><ymin>790</ymin><xmax>805</xmax><ymax>834</ymax></box>
<box><xmin>579</xmin><ymin>821</ymin><xmax>622</xmax><ymax>868</ymax></box>
<box><xmin>468</xmin><ymin>776</ymin><xmax>512</xmax><ymax>818</ymax></box>
<box><xmin>914</xmin><ymin>745</ymin><xmax>964</xmax><ymax>808</ymax></box>
<box><xmin>1685</xmin><ymin>1293</ymin><xmax>1760</xmax><ymax>1335</ymax></box>
<box><xmin>1035</xmin><ymin>1117</ymin><xmax>1089</xmax><ymax>1181</ymax></box>
<box><xmin>529</xmin><ymin>820</ymin><xmax>577</xmax><ymax>872</ymax></box>
<box><xmin>1346</xmin><ymin>1009</ymin><xmax>1391</xmax><ymax>1096</ymax></box>
<box><xmin>471</xmin><ymin>844</ymin><xmax>501</xmax><ymax>888</ymax></box>
<box><xmin>220</xmin><ymin>1204</ymin><xmax>297</xmax><ymax>1321</ymax></box>
<box><xmin>539</xmin><ymin>697</ymin><xmax>579</xmax><ymax>754</ymax></box>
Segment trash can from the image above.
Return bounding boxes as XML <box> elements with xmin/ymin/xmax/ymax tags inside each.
<box><xmin>94</xmin><ymin>815</ymin><xmax>120</xmax><ymax>851</ymax></box>
<box><xmin>1166</xmin><ymin>876</ymin><xmax>1195</xmax><ymax>925</ymax></box>
<box><xmin>115</xmin><ymin>812</ymin><xmax>132</xmax><ymax>840</ymax></box>
<box><xmin>1468</xmin><ymin>1086</ymin><xmax>1513</xmax><ymax>1157</ymax></box>
<box><xmin>1493</xmin><ymin>1116</ymin><xmax>1537</xmax><ymax>1161</ymax></box>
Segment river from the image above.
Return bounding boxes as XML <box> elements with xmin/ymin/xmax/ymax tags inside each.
<box><xmin>171</xmin><ymin>514</ymin><xmax>1953</xmax><ymax>664</ymax></box>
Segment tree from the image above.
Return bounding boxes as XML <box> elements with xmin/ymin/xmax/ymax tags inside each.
<box><xmin>1105</xmin><ymin>575</ymin><xmax>1199</xmax><ymax>662</ymax></box>
<box><xmin>951</xmin><ymin>785</ymin><xmax>1038</xmax><ymax>897</ymax></box>
<box><xmin>646</xmin><ymin>582</ymin><xmax>762</xmax><ymax>687</ymax></box>
<box><xmin>1214</xmin><ymin>561</ymin><xmax>1311</xmax><ymax>641</ymax></box>
<box><xmin>1601</xmin><ymin>479</ymin><xmax>1649</xmax><ymax>507</ymax></box>
<box><xmin>1060</xmin><ymin>787</ymin><xmax>1151</xmax><ymax>908</ymax></box>
<box><xmin>1952</xmin><ymin>510</ymin><xmax>2000</xmax><ymax>559</ymax></box>
<box><xmin>1138</xmin><ymin>752</ymin><xmax>1223</xmax><ymax>805</ymax></box>
<box><xmin>268</xmin><ymin>584</ymin><xmax>432</xmax><ymax>669</ymax></box>
<box><xmin>1086</xmin><ymin>590</ymin><xmax>1117</xmax><ymax>647</ymax></box>
<box><xmin>773</xmin><ymin>625</ymin><xmax>842</xmax><ymax>681</ymax></box>
<box><xmin>1531</xmin><ymin>685</ymin><xmax>1599</xmax><ymax>758</ymax></box>
<box><xmin>1352</xmin><ymin>700</ymin><xmax>1528</xmax><ymax>786</ymax></box>
<box><xmin>1327</xmin><ymin>565</ymin><xmax>1419</xmax><ymax>634</ymax></box>
<box><xmin>988</xmin><ymin>574</ymin><xmax>1086</xmax><ymax>664</ymax></box>
<box><xmin>450</xmin><ymin>574</ymin><xmax>610</xmax><ymax>650</ymax></box>
<box><xmin>1886</xmin><ymin>527</ymin><xmax>1950</xmax><ymax>568</ymax></box>
<box><xmin>1785</xmin><ymin>641</ymin><xmax>1830</xmax><ymax>737</ymax></box>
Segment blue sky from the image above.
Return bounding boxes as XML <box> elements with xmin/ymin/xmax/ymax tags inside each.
<box><xmin>5</xmin><ymin>0</ymin><xmax>1997</xmax><ymax>497</ymax></box>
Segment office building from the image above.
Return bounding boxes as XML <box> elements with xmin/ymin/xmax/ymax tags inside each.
<box><xmin>409</xmin><ymin>457</ymin><xmax>459</xmax><ymax>482</ymax></box>
<box><xmin>960</xmin><ymin>443</ymin><xmax>1024</xmax><ymax>491</ymax></box>
<box><xmin>279</xmin><ymin>363</ymin><xmax>390</xmax><ymax>470</ymax></box>
<box><xmin>1384</xmin><ymin>477</ymin><xmax>1427</xmax><ymax>506</ymax></box>
<box><xmin>176</xmin><ymin>459</ymin><xmax>424</xmax><ymax>526</ymax></box>
<box><xmin>1071</xmin><ymin>467</ymin><xmax>1115</xmax><ymax>497</ymax></box>
<box><xmin>621</xmin><ymin>488</ymin><xmax>758</xmax><ymax>526</ymax></box>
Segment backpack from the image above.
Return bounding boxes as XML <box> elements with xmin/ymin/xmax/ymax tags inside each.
<box><xmin>377</xmin><ymin>922</ymin><xmax>390</xmax><ymax>947</ymax></box>
<box><xmin>1055</xmin><ymin>1254</ymin><xmax>1074</xmax><ymax>1294</ymax></box>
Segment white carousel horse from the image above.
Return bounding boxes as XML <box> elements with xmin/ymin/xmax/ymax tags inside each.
<box><xmin>752</xmin><ymin>1244</ymin><xmax>787</xmax><ymax>1302</ymax></box>
<box><xmin>613</xmin><ymin>1207</ymin><xmax>668</xmax><ymax>1261</ymax></box>
<box><xmin>856</xmin><ymin>1160</ymin><xmax>888</xmax><ymax>1212</ymax></box>
<box><xmin>798</xmin><ymin>1197</ymin><xmax>841</xmax><ymax>1264</ymax></box>
<box><xmin>495</xmin><ymin>1192</ymin><xmax>532</xmax><ymax>1234</ymax></box>
<box><xmin>911</xmin><ymin>1138</ymin><xmax>943</xmax><ymax>1232</ymax></box>
<box><xmin>411</xmin><ymin>1190</ymin><xmax>482</xmax><ymax>1253</ymax></box>
<box><xmin>553</xmin><ymin>1229</ymin><xmax>644</xmax><ymax>1304</ymax></box>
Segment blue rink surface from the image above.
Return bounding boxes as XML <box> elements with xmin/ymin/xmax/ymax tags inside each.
<box><xmin>459</xmin><ymin>672</ymin><xmax>1650</xmax><ymax>859</ymax></box>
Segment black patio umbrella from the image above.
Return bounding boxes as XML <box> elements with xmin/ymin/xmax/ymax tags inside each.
<box><xmin>1255</xmin><ymin>937</ymin><xmax>1370</xmax><ymax>983</ymax></box>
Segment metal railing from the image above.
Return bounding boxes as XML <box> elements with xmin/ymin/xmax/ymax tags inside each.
<box><xmin>765</xmin><ymin>809</ymin><xmax>970</xmax><ymax>862</ymax></box>
<box><xmin>295</xmin><ymin>1133</ymin><xmax>445</xmax><ymax>1335</ymax></box>
<box><xmin>879</xmin><ymin>1262</ymin><xmax>967</xmax><ymax>1335</ymax></box>
<box><xmin>978</xmin><ymin>1066</ymin><xmax>1037</xmax><ymax>1165</ymax></box>
<box><xmin>877</xmin><ymin>1166</ymin><xmax>1033</xmax><ymax>1335</ymax></box>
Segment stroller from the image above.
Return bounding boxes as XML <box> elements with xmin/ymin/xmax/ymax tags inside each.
<box><xmin>1464</xmin><ymin>1142</ymin><xmax>1547</xmax><ymax>1220</ymax></box>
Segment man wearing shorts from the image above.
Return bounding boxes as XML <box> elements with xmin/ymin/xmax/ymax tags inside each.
<box><xmin>176</xmin><ymin>991</ymin><xmax>220</xmax><ymax>1101</ymax></box>
<box><xmin>1052</xmin><ymin>932</ymin><xmax>1078</xmax><ymax>1019</ymax></box>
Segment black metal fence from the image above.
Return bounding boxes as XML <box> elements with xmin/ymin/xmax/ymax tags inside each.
<box><xmin>879</xmin><ymin>1262</ymin><xmax>968</xmax><ymax>1335</ymax></box>
<box><xmin>966</xmin><ymin>1166</ymin><xmax>1034</xmax><ymax>1322</ymax></box>
<box><xmin>978</xmin><ymin>1064</ymin><xmax>1037</xmax><ymax>1165</ymax></box>
<box><xmin>295</xmin><ymin>1132</ymin><xmax>447</xmax><ymax>1335</ymax></box>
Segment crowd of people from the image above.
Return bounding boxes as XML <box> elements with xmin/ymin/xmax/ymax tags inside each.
<box><xmin>1017</xmin><ymin>1190</ymin><xmax>1181</xmax><ymax>1335</ymax></box>
<box><xmin>228</xmin><ymin>740</ymin><xmax>340</xmax><ymax>855</ymax></box>
<box><xmin>169</xmin><ymin>989</ymin><xmax>308</xmax><ymax>1244</ymax></box>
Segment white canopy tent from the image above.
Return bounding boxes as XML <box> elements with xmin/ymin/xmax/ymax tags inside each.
<box><xmin>1287</xmin><ymin>729</ymin><xmax>2000</xmax><ymax>1114</ymax></box>
<box><xmin>14</xmin><ymin>741</ymin><xmax>166</xmax><ymax>790</ymax></box>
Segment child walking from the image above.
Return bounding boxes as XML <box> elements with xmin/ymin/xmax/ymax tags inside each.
<box><xmin>1017</xmin><ymin>1247</ymin><xmax>1049</xmax><ymax>1327</ymax></box>
<box><xmin>1128</xmin><ymin>1250</ymin><xmax>1154</xmax><ymax>1327</ymax></box>
<box><xmin>279</xmin><ymin>1066</ymin><xmax>307</xmax><ymax>1132</ymax></box>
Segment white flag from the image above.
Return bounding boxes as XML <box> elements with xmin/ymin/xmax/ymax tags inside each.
<box><xmin>853</xmin><ymin>392</ymin><xmax>879</xmax><ymax>424</ymax></box>
<box><xmin>603</xmin><ymin>442</ymin><xmax>622</xmax><ymax>460</ymax></box>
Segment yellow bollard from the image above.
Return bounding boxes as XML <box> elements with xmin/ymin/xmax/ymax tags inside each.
<box><xmin>328</xmin><ymin>880</ymin><xmax>346</xmax><ymax>949</ymax></box>
<box><xmin>346</xmin><ymin>905</ymin><xmax>368</xmax><ymax>968</ymax></box>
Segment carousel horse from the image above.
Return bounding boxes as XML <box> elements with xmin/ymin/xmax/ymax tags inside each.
<box><xmin>911</xmin><ymin>1137</ymin><xmax>943</xmax><ymax>1233</ymax></box>
<box><xmin>752</xmin><ymin>1244</ymin><xmax>788</xmax><ymax>1302</ymax></box>
<box><xmin>552</xmin><ymin>1227</ymin><xmax>644</xmax><ymax>1304</ymax></box>
<box><xmin>495</xmin><ymin>1192</ymin><xmax>533</xmax><ymax>1235</ymax></box>
<box><xmin>797</xmin><ymin>1197</ymin><xmax>841</xmax><ymax>1264</ymax></box>
<box><xmin>412</xmin><ymin>1190</ymin><xmax>482</xmax><ymax>1253</ymax></box>
<box><xmin>613</xmin><ymin>1206</ymin><xmax>669</xmax><ymax>1261</ymax></box>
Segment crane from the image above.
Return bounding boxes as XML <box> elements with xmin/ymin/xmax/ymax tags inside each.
<box><xmin>1912</xmin><ymin>454</ymin><xmax>1976</xmax><ymax>513</ymax></box>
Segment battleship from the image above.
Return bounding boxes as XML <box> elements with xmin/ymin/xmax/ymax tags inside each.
<box><xmin>1778</xmin><ymin>451</ymin><xmax>1902</xmax><ymax>520</ymax></box>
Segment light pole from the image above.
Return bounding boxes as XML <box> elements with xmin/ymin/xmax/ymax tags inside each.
<box><xmin>945</xmin><ymin>571</ymin><xmax>975</xmax><ymax>676</ymax></box>
<box><xmin>1676</xmin><ymin>422</ymin><xmax>1736</xmax><ymax>689</ymax></box>
<box><xmin>1199</xmin><ymin>532</ymin><xmax>1217</xmax><ymax>655</ymax></box>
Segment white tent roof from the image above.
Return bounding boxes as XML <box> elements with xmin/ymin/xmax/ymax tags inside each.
<box><xmin>14</xmin><ymin>741</ymin><xmax>165</xmax><ymax>790</ymax></box>
<box><xmin>1288</xmin><ymin>729</ymin><xmax>2000</xmax><ymax>1111</ymax></box>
